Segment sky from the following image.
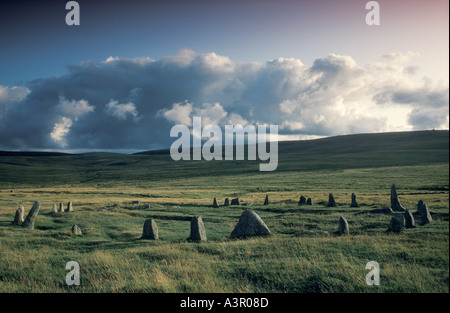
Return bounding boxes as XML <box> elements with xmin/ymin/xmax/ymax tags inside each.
<box><xmin>0</xmin><ymin>0</ymin><xmax>448</xmax><ymax>152</ymax></box>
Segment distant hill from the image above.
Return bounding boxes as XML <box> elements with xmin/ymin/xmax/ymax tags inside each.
<box><xmin>0</xmin><ymin>151</ymin><xmax>70</xmax><ymax>157</ymax></box>
<box><xmin>133</xmin><ymin>130</ymin><xmax>449</xmax><ymax>156</ymax></box>
<box><xmin>0</xmin><ymin>130</ymin><xmax>448</xmax><ymax>186</ymax></box>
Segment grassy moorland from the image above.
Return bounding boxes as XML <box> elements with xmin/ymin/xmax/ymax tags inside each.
<box><xmin>0</xmin><ymin>130</ymin><xmax>448</xmax><ymax>292</ymax></box>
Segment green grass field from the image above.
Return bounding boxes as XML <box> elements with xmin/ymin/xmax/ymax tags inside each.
<box><xmin>0</xmin><ymin>130</ymin><xmax>448</xmax><ymax>292</ymax></box>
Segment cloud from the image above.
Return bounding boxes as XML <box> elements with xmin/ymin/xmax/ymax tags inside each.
<box><xmin>0</xmin><ymin>85</ymin><xmax>30</xmax><ymax>119</ymax></box>
<box><xmin>57</xmin><ymin>96</ymin><xmax>94</xmax><ymax>120</ymax></box>
<box><xmin>160</xmin><ymin>101</ymin><xmax>193</xmax><ymax>126</ymax></box>
<box><xmin>105</xmin><ymin>99</ymin><xmax>139</xmax><ymax>120</ymax></box>
<box><xmin>50</xmin><ymin>117</ymin><xmax>72</xmax><ymax>147</ymax></box>
<box><xmin>0</xmin><ymin>50</ymin><xmax>447</xmax><ymax>150</ymax></box>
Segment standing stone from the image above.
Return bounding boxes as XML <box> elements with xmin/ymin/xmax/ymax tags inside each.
<box><xmin>142</xmin><ymin>218</ymin><xmax>159</xmax><ymax>239</ymax></box>
<box><xmin>188</xmin><ymin>215</ymin><xmax>207</xmax><ymax>242</ymax></box>
<box><xmin>71</xmin><ymin>224</ymin><xmax>82</xmax><ymax>236</ymax></box>
<box><xmin>51</xmin><ymin>203</ymin><xmax>58</xmax><ymax>214</ymax></box>
<box><xmin>416</xmin><ymin>200</ymin><xmax>424</xmax><ymax>214</ymax></box>
<box><xmin>212</xmin><ymin>198</ymin><xmax>219</xmax><ymax>208</ymax></box>
<box><xmin>350</xmin><ymin>193</ymin><xmax>359</xmax><ymax>207</ymax></box>
<box><xmin>306</xmin><ymin>198</ymin><xmax>312</xmax><ymax>205</ymax></box>
<box><xmin>264</xmin><ymin>195</ymin><xmax>269</xmax><ymax>205</ymax></box>
<box><xmin>298</xmin><ymin>196</ymin><xmax>306</xmax><ymax>205</ymax></box>
<box><xmin>404</xmin><ymin>209</ymin><xmax>415</xmax><ymax>228</ymax></box>
<box><xmin>390</xmin><ymin>184</ymin><xmax>406</xmax><ymax>212</ymax></box>
<box><xmin>327</xmin><ymin>193</ymin><xmax>336</xmax><ymax>207</ymax></box>
<box><xmin>21</xmin><ymin>201</ymin><xmax>41</xmax><ymax>230</ymax></box>
<box><xmin>418</xmin><ymin>201</ymin><xmax>432</xmax><ymax>225</ymax></box>
<box><xmin>230</xmin><ymin>198</ymin><xmax>240</xmax><ymax>205</ymax></box>
<box><xmin>388</xmin><ymin>214</ymin><xmax>405</xmax><ymax>233</ymax></box>
<box><xmin>224</xmin><ymin>198</ymin><xmax>230</xmax><ymax>206</ymax></box>
<box><xmin>13</xmin><ymin>205</ymin><xmax>25</xmax><ymax>225</ymax></box>
<box><xmin>67</xmin><ymin>201</ymin><xmax>73</xmax><ymax>212</ymax></box>
<box><xmin>337</xmin><ymin>216</ymin><xmax>349</xmax><ymax>235</ymax></box>
<box><xmin>59</xmin><ymin>202</ymin><xmax>64</xmax><ymax>213</ymax></box>
<box><xmin>230</xmin><ymin>209</ymin><xmax>271</xmax><ymax>239</ymax></box>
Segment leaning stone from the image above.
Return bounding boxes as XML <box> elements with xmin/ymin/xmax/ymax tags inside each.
<box><xmin>327</xmin><ymin>193</ymin><xmax>336</xmax><ymax>207</ymax></box>
<box><xmin>72</xmin><ymin>224</ymin><xmax>82</xmax><ymax>236</ymax></box>
<box><xmin>188</xmin><ymin>215</ymin><xmax>207</xmax><ymax>242</ymax></box>
<box><xmin>59</xmin><ymin>202</ymin><xmax>64</xmax><ymax>213</ymax></box>
<box><xmin>306</xmin><ymin>198</ymin><xmax>312</xmax><ymax>205</ymax></box>
<box><xmin>350</xmin><ymin>193</ymin><xmax>359</xmax><ymax>207</ymax></box>
<box><xmin>404</xmin><ymin>209</ymin><xmax>415</xmax><ymax>228</ymax></box>
<box><xmin>388</xmin><ymin>214</ymin><xmax>405</xmax><ymax>233</ymax></box>
<box><xmin>337</xmin><ymin>216</ymin><xmax>349</xmax><ymax>235</ymax></box>
<box><xmin>51</xmin><ymin>203</ymin><xmax>58</xmax><ymax>214</ymax></box>
<box><xmin>369</xmin><ymin>207</ymin><xmax>393</xmax><ymax>214</ymax></box>
<box><xmin>230</xmin><ymin>198</ymin><xmax>240</xmax><ymax>205</ymax></box>
<box><xmin>298</xmin><ymin>195</ymin><xmax>306</xmax><ymax>205</ymax></box>
<box><xmin>390</xmin><ymin>184</ymin><xmax>406</xmax><ymax>212</ymax></box>
<box><xmin>230</xmin><ymin>209</ymin><xmax>271</xmax><ymax>239</ymax></box>
<box><xmin>67</xmin><ymin>201</ymin><xmax>73</xmax><ymax>212</ymax></box>
<box><xmin>142</xmin><ymin>218</ymin><xmax>159</xmax><ymax>239</ymax></box>
<box><xmin>264</xmin><ymin>195</ymin><xmax>269</xmax><ymax>205</ymax></box>
<box><xmin>418</xmin><ymin>201</ymin><xmax>432</xmax><ymax>225</ymax></box>
<box><xmin>13</xmin><ymin>205</ymin><xmax>25</xmax><ymax>225</ymax></box>
<box><xmin>213</xmin><ymin>198</ymin><xmax>219</xmax><ymax>208</ymax></box>
<box><xmin>223</xmin><ymin>198</ymin><xmax>230</xmax><ymax>206</ymax></box>
<box><xmin>21</xmin><ymin>201</ymin><xmax>41</xmax><ymax>230</ymax></box>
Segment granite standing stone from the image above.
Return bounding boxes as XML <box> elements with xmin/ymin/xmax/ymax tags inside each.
<box><xmin>418</xmin><ymin>201</ymin><xmax>432</xmax><ymax>225</ymax></box>
<box><xmin>337</xmin><ymin>216</ymin><xmax>349</xmax><ymax>235</ymax></box>
<box><xmin>416</xmin><ymin>200</ymin><xmax>424</xmax><ymax>214</ymax></box>
<box><xmin>390</xmin><ymin>184</ymin><xmax>406</xmax><ymax>212</ymax></box>
<box><xmin>306</xmin><ymin>198</ymin><xmax>312</xmax><ymax>205</ymax></box>
<box><xmin>388</xmin><ymin>214</ymin><xmax>405</xmax><ymax>233</ymax></box>
<box><xmin>230</xmin><ymin>198</ymin><xmax>240</xmax><ymax>205</ymax></box>
<box><xmin>298</xmin><ymin>196</ymin><xmax>306</xmax><ymax>205</ymax></box>
<box><xmin>189</xmin><ymin>215</ymin><xmax>207</xmax><ymax>241</ymax></box>
<box><xmin>350</xmin><ymin>193</ymin><xmax>359</xmax><ymax>207</ymax></box>
<box><xmin>264</xmin><ymin>195</ymin><xmax>269</xmax><ymax>205</ymax></box>
<box><xmin>142</xmin><ymin>218</ymin><xmax>159</xmax><ymax>239</ymax></box>
<box><xmin>72</xmin><ymin>224</ymin><xmax>82</xmax><ymax>236</ymax></box>
<box><xmin>13</xmin><ymin>205</ymin><xmax>25</xmax><ymax>225</ymax></box>
<box><xmin>21</xmin><ymin>201</ymin><xmax>41</xmax><ymax>229</ymax></box>
<box><xmin>230</xmin><ymin>209</ymin><xmax>271</xmax><ymax>239</ymax></box>
<box><xmin>224</xmin><ymin>198</ymin><xmax>230</xmax><ymax>206</ymax></box>
<box><xmin>404</xmin><ymin>209</ymin><xmax>415</xmax><ymax>228</ymax></box>
<box><xmin>327</xmin><ymin>193</ymin><xmax>336</xmax><ymax>207</ymax></box>
<box><xmin>213</xmin><ymin>198</ymin><xmax>219</xmax><ymax>208</ymax></box>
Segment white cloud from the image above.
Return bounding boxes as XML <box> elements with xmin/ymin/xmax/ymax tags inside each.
<box><xmin>50</xmin><ymin>117</ymin><xmax>72</xmax><ymax>147</ymax></box>
<box><xmin>0</xmin><ymin>50</ymin><xmax>447</xmax><ymax>150</ymax></box>
<box><xmin>381</xmin><ymin>51</ymin><xmax>421</xmax><ymax>63</ymax></box>
<box><xmin>105</xmin><ymin>99</ymin><xmax>139</xmax><ymax>120</ymax></box>
<box><xmin>160</xmin><ymin>101</ymin><xmax>193</xmax><ymax>126</ymax></box>
<box><xmin>57</xmin><ymin>96</ymin><xmax>94</xmax><ymax>120</ymax></box>
<box><xmin>193</xmin><ymin>102</ymin><xmax>228</xmax><ymax>126</ymax></box>
<box><xmin>0</xmin><ymin>85</ymin><xmax>30</xmax><ymax>119</ymax></box>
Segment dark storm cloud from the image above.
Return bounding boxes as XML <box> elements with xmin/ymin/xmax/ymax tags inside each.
<box><xmin>0</xmin><ymin>50</ymin><xmax>448</xmax><ymax>150</ymax></box>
